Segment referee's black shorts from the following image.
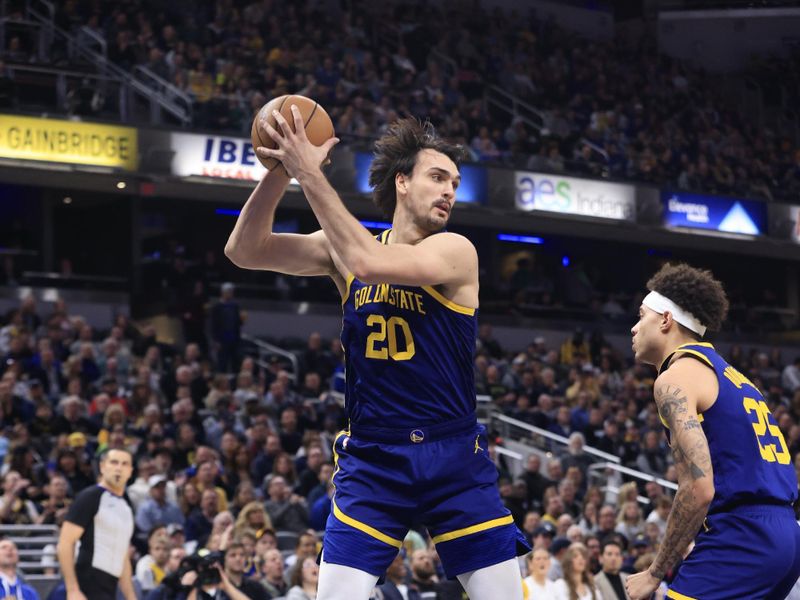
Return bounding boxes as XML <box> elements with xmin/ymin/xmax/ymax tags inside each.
<box><xmin>77</xmin><ymin>567</ymin><xmax>119</xmax><ymax>600</ymax></box>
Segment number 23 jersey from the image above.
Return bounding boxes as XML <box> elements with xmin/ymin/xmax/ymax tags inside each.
<box><xmin>662</xmin><ymin>343</ymin><xmax>798</xmax><ymax>513</ymax></box>
<box><xmin>340</xmin><ymin>230</ymin><xmax>478</xmax><ymax>429</ymax></box>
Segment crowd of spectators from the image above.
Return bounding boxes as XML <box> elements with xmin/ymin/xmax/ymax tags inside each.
<box><xmin>0</xmin><ymin>291</ymin><xmax>799</xmax><ymax>598</ymax></box>
<box><xmin>0</xmin><ymin>1</ymin><xmax>779</xmax><ymax>202</ymax></box>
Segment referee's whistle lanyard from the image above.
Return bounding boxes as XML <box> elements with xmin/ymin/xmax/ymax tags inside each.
<box><xmin>0</xmin><ymin>575</ymin><xmax>24</xmax><ymax>600</ymax></box>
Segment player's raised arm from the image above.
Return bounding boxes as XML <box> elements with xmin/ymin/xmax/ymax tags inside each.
<box><xmin>626</xmin><ymin>360</ymin><xmax>715</xmax><ymax>600</ymax></box>
<box><xmin>258</xmin><ymin>106</ymin><xmax>475</xmax><ymax>288</ymax></box>
<box><xmin>224</xmin><ymin>168</ymin><xmax>336</xmax><ymax>277</ymax></box>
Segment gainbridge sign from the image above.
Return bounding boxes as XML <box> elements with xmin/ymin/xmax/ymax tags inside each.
<box><xmin>0</xmin><ymin>115</ymin><xmax>138</xmax><ymax>170</ymax></box>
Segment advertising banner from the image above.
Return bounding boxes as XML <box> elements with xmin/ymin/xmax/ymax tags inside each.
<box><xmin>662</xmin><ymin>191</ymin><xmax>766</xmax><ymax>235</ymax></box>
<box><xmin>0</xmin><ymin>115</ymin><xmax>138</xmax><ymax>170</ymax></box>
<box><xmin>514</xmin><ymin>171</ymin><xmax>636</xmax><ymax>221</ymax></box>
<box><xmin>170</xmin><ymin>132</ymin><xmax>265</xmax><ymax>180</ymax></box>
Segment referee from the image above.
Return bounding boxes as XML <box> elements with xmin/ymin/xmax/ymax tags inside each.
<box><xmin>56</xmin><ymin>448</ymin><xmax>137</xmax><ymax>600</ymax></box>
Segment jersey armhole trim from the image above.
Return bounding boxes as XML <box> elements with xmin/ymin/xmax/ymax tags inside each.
<box><xmin>341</xmin><ymin>273</ymin><xmax>355</xmax><ymax>307</ymax></box>
<box><xmin>421</xmin><ymin>285</ymin><xmax>476</xmax><ymax>316</ymax></box>
<box><xmin>671</xmin><ymin>348</ymin><xmax>714</xmax><ymax>369</ymax></box>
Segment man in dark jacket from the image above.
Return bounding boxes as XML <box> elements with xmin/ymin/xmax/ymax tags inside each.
<box><xmin>211</xmin><ymin>282</ymin><xmax>243</xmax><ymax>373</ymax></box>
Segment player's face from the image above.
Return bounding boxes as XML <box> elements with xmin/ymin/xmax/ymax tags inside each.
<box><xmin>100</xmin><ymin>450</ymin><xmax>133</xmax><ymax>490</ymax></box>
<box><xmin>403</xmin><ymin>149</ymin><xmax>460</xmax><ymax>232</ymax></box>
<box><xmin>631</xmin><ymin>304</ymin><xmax>663</xmax><ymax>365</ymax></box>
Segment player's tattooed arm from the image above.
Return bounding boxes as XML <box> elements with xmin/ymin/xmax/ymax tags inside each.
<box><xmin>649</xmin><ymin>381</ymin><xmax>714</xmax><ymax>581</ymax></box>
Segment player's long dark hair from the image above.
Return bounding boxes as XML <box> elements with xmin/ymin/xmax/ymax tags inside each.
<box><xmin>368</xmin><ymin>118</ymin><xmax>468</xmax><ymax>218</ymax></box>
<box><xmin>647</xmin><ymin>263</ymin><xmax>729</xmax><ymax>336</ymax></box>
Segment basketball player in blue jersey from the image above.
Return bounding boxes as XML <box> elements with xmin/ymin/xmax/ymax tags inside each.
<box><xmin>625</xmin><ymin>263</ymin><xmax>800</xmax><ymax>600</ymax></box>
<box><xmin>225</xmin><ymin>110</ymin><xmax>529</xmax><ymax>600</ymax></box>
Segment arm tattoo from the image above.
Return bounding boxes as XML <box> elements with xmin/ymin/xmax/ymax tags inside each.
<box><xmin>650</xmin><ymin>382</ymin><xmax>714</xmax><ymax>580</ymax></box>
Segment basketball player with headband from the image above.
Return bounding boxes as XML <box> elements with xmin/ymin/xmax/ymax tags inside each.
<box><xmin>626</xmin><ymin>263</ymin><xmax>800</xmax><ymax>600</ymax></box>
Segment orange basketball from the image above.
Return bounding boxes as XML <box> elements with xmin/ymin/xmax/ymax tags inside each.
<box><xmin>250</xmin><ymin>95</ymin><xmax>335</xmax><ymax>173</ymax></box>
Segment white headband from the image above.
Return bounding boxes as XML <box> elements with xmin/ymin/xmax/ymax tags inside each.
<box><xmin>642</xmin><ymin>291</ymin><xmax>707</xmax><ymax>337</ymax></box>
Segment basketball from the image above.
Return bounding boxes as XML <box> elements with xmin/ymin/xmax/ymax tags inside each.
<box><xmin>250</xmin><ymin>95</ymin><xmax>335</xmax><ymax>172</ymax></box>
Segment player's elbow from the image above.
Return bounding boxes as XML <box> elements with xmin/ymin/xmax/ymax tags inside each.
<box><xmin>692</xmin><ymin>479</ymin><xmax>715</xmax><ymax>507</ymax></box>
<box><xmin>225</xmin><ymin>240</ymin><xmax>266</xmax><ymax>269</ymax></box>
<box><xmin>351</xmin><ymin>257</ymin><xmax>379</xmax><ymax>284</ymax></box>
<box><xmin>223</xmin><ymin>242</ymin><xmax>241</xmax><ymax>265</ymax></box>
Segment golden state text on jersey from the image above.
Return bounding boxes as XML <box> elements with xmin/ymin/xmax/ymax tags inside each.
<box><xmin>340</xmin><ymin>230</ymin><xmax>478</xmax><ymax>428</ymax></box>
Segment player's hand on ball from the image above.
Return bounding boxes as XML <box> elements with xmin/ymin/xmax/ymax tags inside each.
<box><xmin>257</xmin><ymin>105</ymin><xmax>339</xmax><ymax>179</ymax></box>
<box><xmin>625</xmin><ymin>569</ymin><xmax>661</xmax><ymax>600</ymax></box>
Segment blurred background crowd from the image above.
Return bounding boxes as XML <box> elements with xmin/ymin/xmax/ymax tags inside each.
<box><xmin>0</xmin><ymin>290</ymin><xmax>798</xmax><ymax>598</ymax></box>
<box><xmin>0</xmin><ymin>0</ymin><xmax>799</xmax><ymax>598</ymax></box>
<box><xmin>0</xmin><ymin>0</ymin><xmax>798</xmax><ymax>202</ymax></box>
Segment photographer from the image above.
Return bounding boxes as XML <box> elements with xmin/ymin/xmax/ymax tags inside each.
<box><xmin>220</xmin><ymin>543</ymin><xmax>269</xmax><ymax>600</ymax></box>
<box><xmin>149</xmin><ymin>549</ymin><xmax>257</xmax><ymax>600</ymax></box>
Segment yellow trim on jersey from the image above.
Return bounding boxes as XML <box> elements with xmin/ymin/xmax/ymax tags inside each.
<box><xmin>380</xmin><ymin>229</ymin><xmax>391</xmax><ymax>244</ymax></box>
<box><xmin>667</xmin><ymin>589</ymin><xmax>698</xmax><ymax>600</ymax></box>
<box><xmin>331</xmin><ymin>498</ymin><xmax>404</xmax><ymax>548</ymax></box>
<box><xmin>421</xmin><ymin>285</ymin><xmax>476</xmax><ymax>316</ymax></box>
<box><xmin>678</xmin><ymin>342</ymin><xmax>714</xmax><ymax>349</ymax></box>
<box><xmin>431</xmin><ymin>514</ymin><xmax>514</xmax><ymax>544</ymax></box>
<box><xmin>341</xmin><ymin>273</ymin><xmax>355</xmax><ymax>307</ymax></box>
<box><xmin>329</xmin><ymin>428</ymin><xmax>401</xmax><ymax>548</ymax></box>
<box><xmin>673</xmin><ymin>348</ymin><xmax>714</xmax><ymax>369</ymax></box>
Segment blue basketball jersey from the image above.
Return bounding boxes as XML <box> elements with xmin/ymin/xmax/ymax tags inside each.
<box><xmin>662</xmin><ymin>343</ymin><xmax>798</xmax><ymax>514</ymax></box>
<box><xmin>340</xmin><ymin>229</ymin><xmax>478</xmax><ymax>428</ymax></box>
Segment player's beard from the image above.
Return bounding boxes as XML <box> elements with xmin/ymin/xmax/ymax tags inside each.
<box><xmin>414</xmin><ymin>205</ymin><xmax>449</xmax><ymax>234</ymax></box>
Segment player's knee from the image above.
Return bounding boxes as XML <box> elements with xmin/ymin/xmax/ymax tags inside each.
<box><xmin>457</xmin><ymin>558</ymin><xmax>523</xmax><ymax>600</ymax></box>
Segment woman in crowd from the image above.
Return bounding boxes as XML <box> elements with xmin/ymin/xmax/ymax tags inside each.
<box><xmin>615</xmin><ymin>501</ymin><xmax>645</xmax><ymax>542</ymax></box>
<box><xmin>233</xmin><ymin>500</ymin><xmax>272</xmax><ymax>536</ymax></box>
<box><xmin>286</xmin><ymin>557</ymin><xmax>320</xmax><ymax>600</ymax></box>
<box><xmin>554</xmin><ymin>543</ymin><xmax>603</xmax><ymax>600</ymax></box>
<box><xmin>522</xmin><ymin>548</ymin><xmax>559</xmax><ymax>599</ymax></box>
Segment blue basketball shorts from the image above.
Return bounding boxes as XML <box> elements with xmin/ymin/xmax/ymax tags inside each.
<box><xmin>321</xmin><ymin>417</ymin><xmax>530</xmax><ymax>578</ymax></box>
<box><xmin>667</xmin><ymin>504</ymin><xmax>800</xmax><ymax>600</ymax></box>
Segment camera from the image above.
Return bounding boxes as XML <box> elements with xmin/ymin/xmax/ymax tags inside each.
<box><xmin>196</xmin><ymin>550</ymin><xmax>226</xmax><ymax>587</ymax></box>
<box><xmin>173</xmin><ymin>549</ymin><xmax>225</xmax><ymax>589</ymax></box>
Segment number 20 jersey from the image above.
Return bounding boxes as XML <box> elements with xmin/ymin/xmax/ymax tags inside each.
<box><xmin>340</xmin><ymin>230</ymin><xmax>478</xmax><ymax>429</ymax></box>
<box><xmin>663</xmin><ymin>343</ymin><xmax>798</xmax><ymax>514</ymax></box>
